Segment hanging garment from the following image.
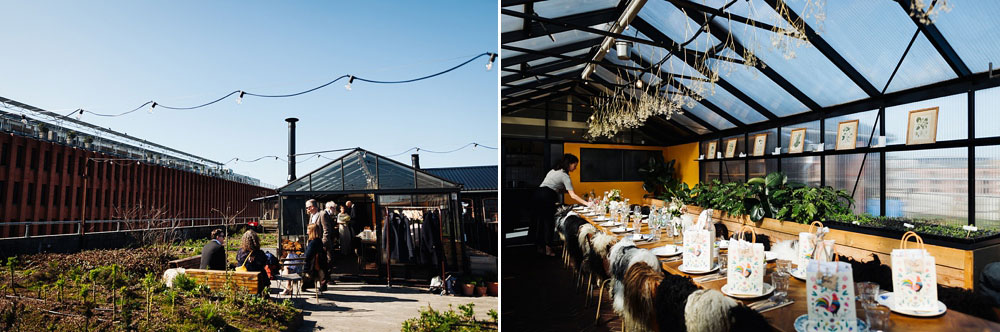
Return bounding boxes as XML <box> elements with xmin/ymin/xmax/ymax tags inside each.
<box><xmin>383</xmin><ymin>212</ymin><xmax>415</xmax><ymax>263</ymax></box>
<box><xmin>420</xmin><ymin>210</ymin><xmax>445</xmax><ymax>267</ymax></box>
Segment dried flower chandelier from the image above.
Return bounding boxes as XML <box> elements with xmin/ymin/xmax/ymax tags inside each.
<box><xmin>585</xmin><ymin>0</ymin><xmax>950</xmax><ymax>139</ymax></box>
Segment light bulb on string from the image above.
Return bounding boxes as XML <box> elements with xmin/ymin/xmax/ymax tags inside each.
<box><xmin>345</xmin><ymin>76</ymin><xmax>354</xmax><ymax>91</ymax></box>
<box><xmin>237</xmin><ymin>91</ymin><xmax>245</xmax><ymax>105</ymax></box>
<box><xmin>486</xmin><ymin>53</ymin><xmax>497</xmax><ymax>71</ymax></box>
<box><xmin>75</xmin><ymin>109</ymin><xmax>84</xmax><ymax>120</ymax></box>
<box><xmin>148</xmin><ymin>102</ymin><xmax>157</xmax><ymax>114</ymax></box>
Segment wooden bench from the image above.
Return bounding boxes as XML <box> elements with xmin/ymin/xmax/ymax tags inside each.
<box><xmin>184</xmin><ymin>269</ymin><xmax>261</xmax><ymax>294</ymax></box>
<box><xmin>168</xmin><ymin>255</ymin><xmax>202</xmax><ymax>269</ymax></box>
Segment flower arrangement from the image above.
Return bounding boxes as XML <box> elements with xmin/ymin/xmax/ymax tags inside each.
<box><xmin>666</xmin><ymin>197</ymin><xmax>685</xmax><ymax>219</ymax></box>
<box><xmin>608</xmin><ymin>189</ymin><xmax>623</xmax><ymax>202</ymax></box>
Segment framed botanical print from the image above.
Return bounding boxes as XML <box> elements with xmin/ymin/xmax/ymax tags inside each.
<box><xmin>724</xmin><ymin>138</ymin><xmax>738</xmax><ymax>158</ymax></box>
<box><xmin>789</xmin><ymin>128</ymin><xmax>807</xmax><ymax>154</ymax></box>
<box><xmin>836</xmin><ymin>120</ymin><xmax>859</xmax><ymax>151</ymax></box>
<box><xmin>706</xmin><ymin>141</ymin><xmax>718</xmax><ymax>159</ymax></box>
<box><xmin>752</xmin><ymin>133</ymin><xmax>767</xmax><ymax>157</ymax></box>
<box><xmin>906</xmin><ymin>107</ymin><xmax>939</xmax><ymax>145</ymax></box>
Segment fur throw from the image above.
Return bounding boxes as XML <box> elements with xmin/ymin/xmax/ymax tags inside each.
<box><xmin>728</xmin><ymin>304</ymin><xmax>773</xmax><ymax>332</ymax></box>
<box><xmin>593</xmin><ymin>232</ymin><xmax>618</xmax><ymax>259</ymax></box>
<box><xmin>621</xmin><ymin>262</ymin><xmax>664</xmax><ymax>332</ymax></box>
<box><xmin>563</xmin><ymin>216</ymin><xmax>588</xmax><ymax>267</ymax></box>
<box><xmin>162</xmin><ymin>268</ymin><xmax>186</xmax><ymax>288</ymax></box>
<box><xmin>770</xmin><ymin>240</ymin><xmax>798</xmax><ymax>262</ymax></box>
<box><xmin>938</xmin><ymin>285</ymin><xmax>1000</xmax><ymax>322</ymax></box>
<box><xmin>609</xmin><ymin>238</ymin><xmax>638</xmax><ymax>281</ymax></box>
<box><xmin>684</xmin><ymin>289</ymin><xmax>738</xmax><ymax>332</ymax></box>
<box><xmin>839</xmin><ymin>253</ymin><xmax>892</xmax><ymax>291</ymax></box>
<box><xmin>577</xmin><ymin>224</ymin><xmax>597</xmax><ymax>274</ymax></box>
<box><xmin>655</xmin><ymin>273</ymin><xmax>700</xmax><ymax>332</ymax></box>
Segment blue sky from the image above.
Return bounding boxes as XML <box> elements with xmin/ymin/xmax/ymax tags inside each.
<box><xmin>0</xmin><ymin>1</ymin><xmax>498</xmax><ymax>187</ymax></box>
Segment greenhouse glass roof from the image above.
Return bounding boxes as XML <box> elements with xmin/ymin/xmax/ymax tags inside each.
<box><xmin>278</xmin><ymin>148</ymin><xmax>461</xmax><ymax>195</ymax></box>
<box><xmin>501</xmin><ymin>0</ymin><xmax>998</xmax><ymax>144</ymax></box>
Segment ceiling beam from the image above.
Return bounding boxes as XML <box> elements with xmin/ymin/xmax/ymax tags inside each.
<box><xmin>631</xmin><ymin>17</ymin><xmax>779</xmax><ymax>121</ymax></box>
<box><xmin>896</xmin><ymin>0</ymin><xmax>971</xmax><ymax>77</ymax></box>
<box><xmin>683</xmin><ymin>9</ymin><xmax>824</xmax><ymax>112</ymax></box>
<box><xmin>502</xmin><ymin>8</ymin><xmax>682</xmax><ymax>53</ymax></box>
<box><xmin>590</xmin><ymin>72</ymin><xmax>703</xmax><ymax>137</ymax></box>
<box><xmin>502</xmin><ymin>72</ymin><xmax>577</xmax><ymax>96</ymax></box>
<box><xmin>501</xmin><ymin>0</ymin><xmax>546</xmax><ymax>7</ymax></box>
<box><xmin>625</xmin><ymin>54</ymin><xmax>740</xmax><ymax>130</ymax></box>
<box><xmin>501</xmin><ymin>58</ymin><xmax>582</xmax><ymax>85</ymax></box>
<box><xmin>501</xmin><ymin>37</ymin><xmax>602</xmax><ymax>66</ymax></box>
<box><xmin>757</xmin><ymin>0</ymin><xmax>880</xmax><ymax>97</ymax></box>
<box><xmin>501</xmin><ymin>7</ymin><xmax>619</xmax><ymax>44</ymax></box>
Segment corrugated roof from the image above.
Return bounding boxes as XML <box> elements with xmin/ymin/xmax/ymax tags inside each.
<box><xmin>424</xmin><ymin>166</ymin><xmax>498</xmax><ymax>192</ymax></box>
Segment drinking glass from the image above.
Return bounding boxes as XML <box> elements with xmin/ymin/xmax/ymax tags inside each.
<box><xmin>775</xmin><ymin>259</ymin><xmax>792</xmax><ymax>275</ymax></box>
<box><xmin>673</xmin><ymin>221</ymin><xmax>684</xmax><ymax>245</ymax></box>
<box><xmin>717</xmin><ymin>252</ymin><xmax>727</xmax><ymax>276</ymax></box>
<box><xmin>864</xmin><ymin>305</ymin><xmax>891</xmax><ymax>332</ymax></box>
<box><xmin>633</xmin><ymin>205</ymin><xmax>641</xmax><ymax>218</ymax></box>
<box><xmin>770</xmin><ymin>270</ymin><xmax>789</xmax><ymax>302</ymax></box>
<box><xmin>855</xmin><ymin>282</ymin><xmax>880</xmax><ymax>307</ymax></box>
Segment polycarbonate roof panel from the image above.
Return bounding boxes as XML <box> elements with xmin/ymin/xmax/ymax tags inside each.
<box><xmin>672</xmin><ymin>93</ymin><xmax>735</xmax><ymax>130</ymax></box>
<box><xmin>533</xmin><ymin>0</ymin><xmax>618</xmax><ymax>18</ymax></box>
<box><xmin>527</xmin><ymin>49</ymin><xmax>590</xmax><ymax>68</ymax></box>
<box><xmin>677</xmin><ymin>77</ymin><xmax>767</xmax><ymax>124</ymax></box>
<box><xmin>722</xmin><ymin>21</ymin><xmax>868</xmax><ymax>107</ymax></box>
<box><xmin>672</xmin><ymin>113</ymin><xmax>711</xmax><ymax>134</ymax></box>
<box><xmin>658</xmin><ymin>55</ymin><xmax>708</xmax><ymax>79</ymax></box>
<box><xmin>785</xmin><ymin>0</ymin><xmax>919</xmax><ymax>90</ymax></box>
<box><xmin>507</xmin><ymin>24</ymin><xmax>609</xmax><ymax>54</ymax></box>
<box><xmin>637</xmin><ymin>0</ymin><xmax>720</xmax><ymax>52</ymax></box>
<box><xmin>708</xmin><ymin>57</ymin><xmax>809</xmax><ymax>116</ymax></box>
<box><xmin>885</xmin><ymin>33</ymin><xmax>957</xmax><ymax>93</ymax></box>
<box><xmin>594</xmin><ymin>65</ymin><xmax>625</xmax><ymax>84</ymax></box>
<box><xmin>376</xmin><ymin>157</ymin><xmax>415</xmax><ymax>189</ymax></box>
<box><xmin>925</xmin><ymin>1</ymin><xmax>1000</xmax><ymax>73</ymax></box>
<box><xmin>501</xmin><ymin>5</ymin><xmax>523</xmax><ymax>33</ymax></box>
<box><xmin>606</xmin><ymin>49</ymin><xmax>663</xmax><ymax>86</ymax></box>
<box><xmin>309</xmin><ymin>160</ymin><xmax>344</xmax><ymax>191</ymax></box>
<box><xmin>697</xmin><ymin>0</ymin><xmax>795</xmax><ymax>31</ymax></box>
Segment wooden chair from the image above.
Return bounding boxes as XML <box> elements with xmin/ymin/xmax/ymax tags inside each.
<box><xmin>274</xmin><ymin>257</ymin><xmax>306</xmax><ymax>299</ymax></box>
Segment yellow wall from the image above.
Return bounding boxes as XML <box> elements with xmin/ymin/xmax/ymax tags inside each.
<box><xmin>562</xmin><ymin>142</ymin><xmax>700</xmax><ymax>203</ymax></box>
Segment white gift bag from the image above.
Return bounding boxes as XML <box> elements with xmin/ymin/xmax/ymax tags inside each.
<box><xmin>726</xmin><ymin>226</ymin><xmax>765</xmax><ymax>295</ymax></box>
<box><xmin>805</xmin><ymin>248</ymin><xmax>857</xmax><ymax>332</ymax></box>
<box><xmin>799</xmin><ymin>221</ymin><xmax>835</xmax><ymax>270</ymax></box>
<box><xmin>891</xmin><ymin>231</ymin><xmax>938</xmax><ymax>312</ymax></box>
<box><xmin>682</xmin><ymin>209</ymin><xmax>716</xmax><ymax>272</ymax></box>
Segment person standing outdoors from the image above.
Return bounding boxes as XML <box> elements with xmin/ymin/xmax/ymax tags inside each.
<box><xmin>200</xmin><ymin>228</ymin><xmax>227</xmax><ymax>270</ymax></box>
<box><xmin>533</xmin><ymin>154</ymin><xmax>589</xmax><ymax>256</ymax></box>
<box><xmin>305</xmin><ymin>199</ymin><xmax>335</xmax><ymax>287</ymax></box>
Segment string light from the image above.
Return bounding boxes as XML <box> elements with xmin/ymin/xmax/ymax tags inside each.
<box><xmin>486</xmin><ymin>53</ymin><xmax>497</xmax><ymax>71</ymax></box>
<box><xmin>49</xmin><ymin>52</ymin><xmax>493</xmax><ymax>120</ymax></box>
<box><xmin>75</xmin><ymin>109</ymin><xmax>83</xmax><ymax>120</ymax></box>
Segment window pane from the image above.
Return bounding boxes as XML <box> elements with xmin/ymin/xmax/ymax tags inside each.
<box><xmin>721</xmin><ymin>160</ymin><xmax>745</xmax><ymax>183</ymax></box>
<box><xmin>708</xmin><ymin>57</ymin><xmax>809</xmax><ymax>116</ymax></box>
<box><xmin>886</xmin><ymin>148</ymin><xmax>967</xmax><ymax>226</ymax></box>
<box><xmin>377</xmin><ymin>157</ymin><xmax>415</xmax><ymax>189</ymax></box>
<box><xmin>976</xmin><ymin>86</ymin><xmax>1000</xmax><ymax>138</ymax></box>
<box><xmin>309</xmin><ymin>160</ymin><xmax>344</xmax><ymax>192</ymax></box>
<box><xmin>507</xmin><ymin>24</ymin><xmax>609</xmax><ymax>54</ymax></box>
<box><xmin>677</xmin><ymin>77</ymin><xmax>767</xmax><ymax>124</ymax></box>
<box><xmin>722</xmin><ymin>21</ymin><xmax>868</xmax><ymax>107</ymax></box>
<box><xmin>885</xmin><ymin>92</ymin><xmax>966</xmax><ymax>145</ymax></box>
<box><xmin>748</xmin><ymin>159</ymin><xmax>778</xmax><ymax>179</ymax></box>
<box><xmin>671</xmin><ymin>114</ymin><xmax>711</xmax><ymax>135</ymax></box>
<box><xmin>976</xmin><ymin>146</ymin><xmax>1000</xmax><ymax>229</ymax></box>
<box><xmin>637</xmin><ymin>0</ymin><xmax>720</xmax><ymax>52</ymax></box>
<box><xmin>750</xmin><ymin>128</ymin><xmax>778</xmax><ymax>156</ymax></box>
<box><xmin>783</xmin><ymin>156</ymin><xmax>821</xmax><ymax>187</ymax></box>
<box><xmin>885</xmin><ymin>33</ymin><xmax>957</xmax><ymax>93</ymax></box>
<box><xmin>501</xmin><ymin>5</ymin><xmax>523</xmax><ymax>33</ymax></box>
<box><xmin>679</xmin><ymin>95</ymin><xmax>736</xmax><ymax>130</ymax></box>
<box><xmin>824</xmin><ymin>109</ymin><xmax>880</xmax><ymax>150</ymax></box>
<box><xmin>930</xmin><ymin>1</ymin><xmax>1000</xmax><ymax>74</ymax></box>
<box><xmin>700</xmin><ymin>161</ymin><xmax>720</xmax><ymax>183</ymax></box>
<box><xmin>781</xmin><ymin>121</ymin><xmax>821</xmax><ymax>153</ymax></box>
<box><xmin>825</xmin><ymin>153</ymin><xmax>880</xmax><ymax>216</ymax></box>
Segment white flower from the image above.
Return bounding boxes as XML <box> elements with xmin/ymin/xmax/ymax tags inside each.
<box><xmin>963</xmin><ymin>225</ymin><xmax>978</xmax><ymax>232</ymax></box>
<box><xmin>852</xmin><ymin>221</ymin><xmax>859</xmax><ymax>225</ymax></box>
<box><xmin>903</xmin><ymin>223</ymin><xmax>914</xmax><ymax>229</ymax></box>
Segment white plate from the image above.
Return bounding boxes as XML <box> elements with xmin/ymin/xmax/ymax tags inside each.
<box><xmin>631</xmin><ymin>233</ymin><xmax>653</xmax><ymax>241</ymax></box>
<box><xmin>876</xmin><ymin>292</ymin><xmax>947</xmax><ymax>317</ymax></box>
<box><xmin>599</xmin><ymin>221</ymin><xmax>622</xmax><ymax>227</ymax></box>
<box><xmin>678</xmin><ymin>264</ymin><xmax>720</xmax><ymax>275</ymax></box>
<box><xmin>652</xmin><ymin>245</ymin><xmax>681</xmax><ymax>257</ymax></box>
<box><xmin>610</xmin><ymin>227</ymin><xmax>634</xmax><ymax>233</ymax></box>
<box><xmin>717</xmin><ymin>241</ymin><xmax>729</xmax><ymax>249</ymax></box>
<box><xmin>765</xmin><ymin>251</ymin><xmax>777</xmax><ymax>262</ymax></box>
<box><xmin>721</xmin><ymin>283</ymin><xmax>774</xmax><ymax>299</ymax></box>
<box><xmin>593</xmin><ymin>216</ymin><xmax>609</xmax><ymax>221</ymax></box>
<box><xmin>793</xmin><ymin>315</ymin><xmax>868</xmax><ymax>332</ymax></box>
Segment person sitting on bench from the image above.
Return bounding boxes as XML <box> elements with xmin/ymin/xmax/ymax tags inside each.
<box><xmin>199</xmin><ymin>229</ymin><xmax>226</xmax><ymax>270</ymax></box>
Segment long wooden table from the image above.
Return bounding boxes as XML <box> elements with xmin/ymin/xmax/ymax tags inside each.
<box><xmin>576</xmin><ymin>209</ymin><xmax>1000</xmax><ymax>332</ymax></box>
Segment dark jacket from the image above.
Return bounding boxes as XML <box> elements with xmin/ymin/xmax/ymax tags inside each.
<box><xmin>236</xmin><ymin>249</ymin><xmax>270</xmax><ymax>289</ymax></box>
<box><xmin>199</xmin><ymin>240</ymin><xmax>226</xmax><ymax>270</ymax></box>
<box><xmin>303</xmin><ymin>238</ymin><xmax>328</xmax><ymax>273</ymax></box>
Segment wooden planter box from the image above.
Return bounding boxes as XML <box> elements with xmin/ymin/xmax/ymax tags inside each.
<box><xmin>685</xmin><ymin>206</ymin><xmax>1000</xmax><ymax>290</ymax></box>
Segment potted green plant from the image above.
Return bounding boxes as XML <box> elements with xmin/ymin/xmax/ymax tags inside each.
<box><xmin>462</xmin><ymin>280</ymin><xmax>475</xmax><ymax>296</ymax></box>
<box><xmin>487</xmin><ymin>280</ymin><xmax>498</xmax><ymax>297</ymax></box>
<box><xmin>474</xmin><ymin>277</ymin><xmax>487</xmax><ymax>297</ymax></box>
<box><xmin>83</xmin><ymin>136</ymin><xmax>93</xmax><ymax>148</ymax></box>
<box><xmin>66</xmin><ymin>130</ymin><xmax>77</xmax><ymax>144</ymax></box>
<box><xmin>638</xmin><ymin>156</ymin><xmax>678</xmax><ymax>198</ymax></box>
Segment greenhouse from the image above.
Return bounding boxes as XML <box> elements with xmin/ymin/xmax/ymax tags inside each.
<box><xmin>501</xmin><ymin>0</ymin><xmax>1000</xmax><ymax>331</ymax></box>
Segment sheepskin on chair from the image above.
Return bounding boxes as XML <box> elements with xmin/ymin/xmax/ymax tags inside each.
<box><xmin>728</xmin><ymin>304</ymin><xmax>774</xmax><ymax>332</ymax></box>
<box><xmin>593</xmin><ymin>232</ymin><xmax>619</xmax><ymax>259</ymax></box>
<box><xmin>622</xmin><ymin>261</ymin><xmax>664</xmax><ymax>332</ymax></box>
<box><xmin>684</xmin><ymin>289</ymin><xmax>738</xmax><ymax>332</ymax></box>
<box><xmin>655</xmin><ymin>273</ymin><xmax>700</xmax><ymax>332</ymax></box>
<box><xmin>770</xmin><ymin>239</ymin><xmax>798</xmax><ymax>262</ymax></box>
<box><xmin>554</xmin><ymin>205</ymin><xmax>576</xmax><ymax>234</ymax></box>
<box><xmin>563</xmin><ymin>216</ymin><xmax>588</xmax><ymax>267</ymax></box>
<box><xmin>614</xmin><ymin>249</ymin><xmax>661</xmax><ymax>322</ymax></box>
<box><xmin>838</xmin><ymin>253</ymin><xmax>893</xmax><ymax>291</ymax></box>
<box><xmin>715</xmin><ymin>222</ymin><xmax>730</xmax><ymax>240</ymax></box>
<box><xmin>609</xmin><ymin>238</ymin><xmax>638</xmax><ymax>314</ymax></box>
<box><xmin>577</xmin><ymin>224</ymin><xmax>597</xmax><ymax>274</ymax></box>
<box><xmin>938</xmin><ymin>285</ymin><xmax>1000</xmax><ymax>322</ymax></box>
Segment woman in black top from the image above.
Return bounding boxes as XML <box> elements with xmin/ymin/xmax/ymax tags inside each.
<box><xmin>532</xmin><ymin>154</ymin><xmax>590</xmax><ymax>256</ymax></box>
<box><xmin>304</xmin><ymin>223</ymin><xmax>328</xmax><ymax>291</ymax></box>
<box><xmin>235</xmin><ymin>230</ymin><xmax>270</xmax><ymax>294</ymax></box>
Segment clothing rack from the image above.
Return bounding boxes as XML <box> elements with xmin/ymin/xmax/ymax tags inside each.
<box><xmin>383</xmin><ymin>206</ymin><xmax>447</xmax><ymax>287</ymax></box>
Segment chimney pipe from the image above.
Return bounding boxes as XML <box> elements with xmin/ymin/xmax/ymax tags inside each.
<box><xmin>411</xmin><ymin>153</ymin><xmax>420</xmax><ymax>169</ymax></box>
<box><xmin>285</xmin><ymin>118</ymin><xmax>298</xmax><ymax>183</ymax></box>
